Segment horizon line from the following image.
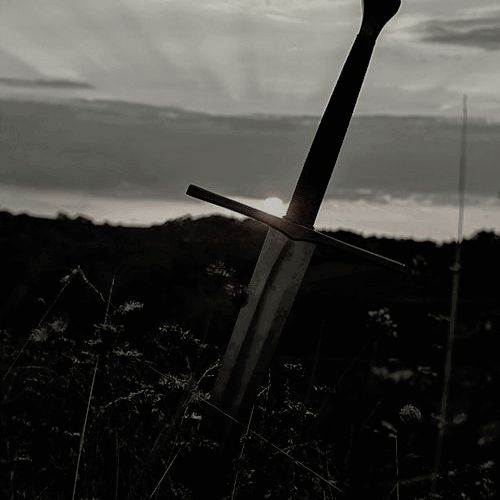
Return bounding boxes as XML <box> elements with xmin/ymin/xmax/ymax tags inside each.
<box><xmin>0</xmin><ymin>93</ymin><xmax>498</xmax><ymax>125</ymax></box>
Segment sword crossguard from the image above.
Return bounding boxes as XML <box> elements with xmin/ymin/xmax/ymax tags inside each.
<box><xmin>360</xmin><ymin>0</ymin><xmax>401</xmax><ymax>37</ymax></box>
<box><xmin>187</xmin><ymin>184</ymin><xmax>406</xmax><ymax>272</ymax></box>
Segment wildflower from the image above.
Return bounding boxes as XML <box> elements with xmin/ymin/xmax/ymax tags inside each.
<box><xmin>31</xmin><ymin>326</ymin><xmax>49</xmax><ymax>343</ymax></box>
<box><xmin>118</xmin><ymin>301</ymin><xmax>144</xmax><ymax>314</ymax></box>
<box><xmin>206</xmin><ymin>260</ymin><xmax>235</xmax><ymax>279</ymax></box>
<box><xmin>49</xmin><ymin>318</ymin><xmax>68</xmax><ymax>334</ymax></box>
<box><xmin>368</xmin><ymin>307</ymin><xmax>398</xmax><ymax>338</ymax></box>
<box><xmin>399</xmin><ymin>404</ymin><xmax>422</xmax><ymax>424</ymax></box>
<box><xmin>380</xmin><ymin>420</ymin><xmax>398</xmax><ymax>438</ymax></box>
<box><xmin>224</xmin><ymin>283</ymin><xmax>248</xmax><ymax>308</ymax></box>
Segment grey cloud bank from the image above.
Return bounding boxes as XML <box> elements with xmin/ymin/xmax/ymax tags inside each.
<box><xmin>0</xmin><ymin>98</ymin><xmax>498</xmax><ymax>203</ymax></box>
<box><xmin>0</xmin><ymin>77</ymin><xmax>94</xmax><ymax>90</ymax></box>
<box><xmin>418</xmin><ymin>9</ymin><xmax>500</xmax><ymax>50</ymax></box>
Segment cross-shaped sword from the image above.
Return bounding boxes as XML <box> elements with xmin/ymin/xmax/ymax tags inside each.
<box><xmin>187</xmin><ymin>0</ymin><xmax>404</xmax><ymax>419</ymax></box>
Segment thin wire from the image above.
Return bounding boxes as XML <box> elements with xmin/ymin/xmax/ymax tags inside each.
<box><xmin>231</xmin><ymin>405</ymin><xmax>255</xmax><ymax>500</ymax></box>
<box><xmin>140</xmin><ymin>360</ymin><xmax>343</xmax><ymax>495</ymax></box>
<box><xmin>104</xmin><ymin>275</ymin><xmax>116</xmax><ymax>326</ymax></box>
<box><xmin>125</xmin><ymin>361</ymin><xmax>218</xmax><ymax>500</ymax></box>
<box><xmin>200</xmin><ymin>397</ymin><xmax>344</xmax><ymax>494</ymax></box>
<box><xmin>430</xmin><ymin>95</ymin><xmax>468</xmax><ymax>497</ymax></box>
<box><xmin>148</xmin><ymin>447</ymin><xmax>182</xmax><ymax>499</ymax></box>
<box><xmin>71</xmin><ymin>354</ymin><xmax>100</xmax><ymax>500</ymax></box>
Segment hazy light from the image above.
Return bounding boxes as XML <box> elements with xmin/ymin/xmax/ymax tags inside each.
<box><xmin>1</xmin><ymin>185</ymin><xmax>499</xmax><ymax>241</ymax></box>
<box><xmin>259</xmin><ymin>197</ymin><xmax>286</xmax><ymax>217</ymax></box>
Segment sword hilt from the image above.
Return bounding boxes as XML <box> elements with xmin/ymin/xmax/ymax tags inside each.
<box><xmin>285</xmin><ymin>0</ymin><xmax>401</xmax><ymax>228</ymax></box>
<box><xmin>187</xmin><ymin>184</ymin><xmax>406</xmax><ymax>272</ymax></box>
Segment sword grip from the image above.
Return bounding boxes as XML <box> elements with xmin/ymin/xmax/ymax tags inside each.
<box><xmin>286</xmin><ymin>0</ymin><xmax>400</xmax><ymax>228</ymax></box>
<box><xmin>286</xmin><ymin>33</ymin><xmax>377</xmax><ymax>227</ymax></box>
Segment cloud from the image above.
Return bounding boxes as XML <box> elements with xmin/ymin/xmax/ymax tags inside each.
<box><xmin>418</xmin><ymin>9</ymin><xmax>500</xmax><ymax>50</ymax></box>
<box><xmin>1</xmin><ymin>0</ymin><xmax>500</xmax><ymax>119</ymax></box>
<box><xmin>1</xmin><ymin>99</ymin><xmax>499</xmax><ymax>204</ymax></box>
<box><xmin>0</xmin><ymin>77</ymin><xmax>94</xmax><ymax>90</ymax></box>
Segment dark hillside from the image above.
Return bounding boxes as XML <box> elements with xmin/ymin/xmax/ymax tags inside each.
<box><xmin>1</xmin><ymin>211</ymin><xmax>499</xmax><ymax>499</ymax></box>
<box><xmin>1</xmin><ymin>210</ymin><xmax>498</xmax><ymax>339</ymax></box>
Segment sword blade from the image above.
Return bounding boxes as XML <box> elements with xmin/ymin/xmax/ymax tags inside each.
<box><xmin>213</xmin><ymin>228</ymin><xmax>315</xmax><ymax>416</ymax></box>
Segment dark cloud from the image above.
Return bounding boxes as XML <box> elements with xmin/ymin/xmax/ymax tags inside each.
<box><xmin>0</xmin><ymin>77</ymin><xmax>94</xmax><ymax>90</ymax></box>
<box><xmin>419</xmin><ymin>11</ymin><xmax>500</xmax><ymax>50</ymax></box>
<box><xmin>0</xmin><ymin>98</ymin><xmax>499</xmax><ymax>201</ymax></box>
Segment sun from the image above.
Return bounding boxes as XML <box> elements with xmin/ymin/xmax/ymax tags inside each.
<box><xmin>261</xmin><ymin>197</ymin><xmax>286</xmax><ymax>217</ymax></box>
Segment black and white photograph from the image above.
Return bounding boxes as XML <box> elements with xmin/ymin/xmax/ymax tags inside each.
<box><xmin>1</xmin><ymin>1</ymin><xmax>499</xmax><ymax>498</ymax></box>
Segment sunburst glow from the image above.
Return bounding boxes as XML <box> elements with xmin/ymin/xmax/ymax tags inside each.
<box><xmin>0</xmin><ymin>1</ymin><xmax>498</xmax><ymax>118</ymax></box>
<box><xmin>260</xmin><ymin>196</ymin><xmax>286</xmax><ymax>217</ymax></box>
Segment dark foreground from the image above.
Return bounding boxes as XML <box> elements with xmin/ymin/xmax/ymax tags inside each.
<box><xmin>1</xmin><ymin>211</ymin><xmax>499</xmax><ymax>499</ymax></box>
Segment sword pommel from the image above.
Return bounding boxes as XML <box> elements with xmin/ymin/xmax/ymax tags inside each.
<box><xmin>360</xmin><ymin>0</ymin><xmax>401</xmax><ymax>37</ymax></box>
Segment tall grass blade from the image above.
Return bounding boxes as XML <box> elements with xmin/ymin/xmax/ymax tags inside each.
<box><xmin>71</xmin><ymin>354</ymin><xmax>99</xmax><ymax>500</ymax></box>
<box><xmin>231</xmin><ymin>405</ymin><xmax>255</xmax><ymax>500</ymax></box>
<box><xmin>1</xmin><ymin>280</ymin><xmax>69</xmax><ymax>385</ymax></box>
<box><xmin>430</xmin><ymin>95</ymin><xmax>468</xmax><ymax>497</ymax></box>
<box><xmin>148</xmin><ymin>447</ymin><xmax>182</xmax><ymax>499</ymax></box>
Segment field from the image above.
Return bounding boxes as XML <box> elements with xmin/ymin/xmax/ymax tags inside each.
<box><xmin>1</xmin><ymin>211</ymin><xmax>499</xmax><ymax>499</ymax></box>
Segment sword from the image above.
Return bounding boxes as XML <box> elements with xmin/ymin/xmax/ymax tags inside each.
<box><xmin>187</xmin><ymin>0</ymin><xmax>403</xmax><ymax>419</ymax></box>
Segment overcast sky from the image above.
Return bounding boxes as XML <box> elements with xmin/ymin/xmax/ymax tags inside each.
<box><xmin>1</xmin><ymin>0</ymin><xmax>500</xmax><ymax>118</ymax></box>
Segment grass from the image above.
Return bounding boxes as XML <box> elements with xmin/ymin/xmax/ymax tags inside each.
<box><xmin>1</xmin><ymin>223</ymin><xmax>498</xmax><ymax>499</ymax></box>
